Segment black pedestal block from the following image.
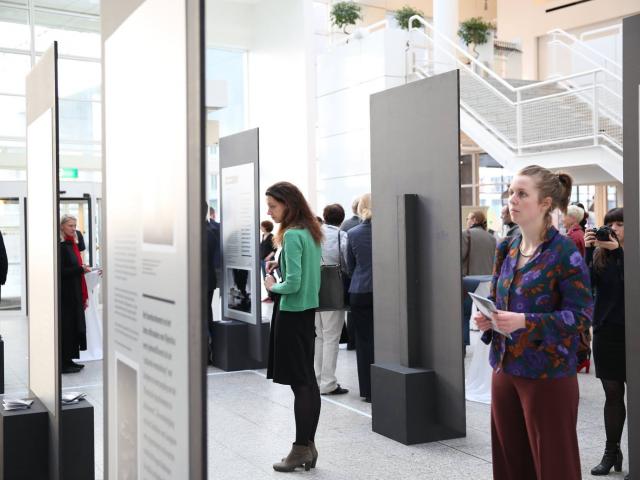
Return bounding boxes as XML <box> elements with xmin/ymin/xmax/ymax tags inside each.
<box><xmin>371</xmin><ymin>363</ymin><xmax>440</xmax><ymax>445</ymax></box>
<box><xmin>212</xmin><ymin>320</ymin><xmax>270</xmax><ymax>371</ymax></box>
<box><xmin>0</xmin><ymin>397</ymin><xmax>49</xmax><ymax>480</ymax></box>
<box><xmin>61</xmin><ymin>400</ymin><xmax>94</xmax><ymax>480</ymax></box>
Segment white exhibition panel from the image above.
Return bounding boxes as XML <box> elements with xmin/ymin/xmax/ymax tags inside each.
<box><xmin>104</xmin><ymin>0</ymin><xmax>191</xmax><ymax>478</ymax></box>
<box><xmin>221</xmin><ymin>162</ymin><xmax>257</xmax><ymax>324</ymax></box>
<box><xmin>26</xmin><ymin>108</ymin><xmax>58</xmax><ymax>415</ymax></box>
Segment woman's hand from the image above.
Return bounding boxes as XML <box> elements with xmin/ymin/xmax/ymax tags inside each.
<box><xmin>82</xmin><ymin>264</ymin><xmax>91</xmax><ymax>273</ymax></box>
<box><xmin>493</xmin><ymin>310</ymin><xmax>526</xmax><ymax>334</ymax></box>
<box><xmin>473</xmin><ymin>311</ymin><xmax>493</xmax><ymax>332</ymax></box>
<box><xmin>584</xmin><ymin>229</ymin><xmax>596</xmax><ymax>248</ymax></box>
<box><xmin>265</xmin><ymin>260</ymin><xmax>279</xmax><ymax>274</ymax></box>
<box><xmin>595</xmin><ymin>235</ymin><xmax>619</xmax><ymax>251</ymax></box>
<box><xmin>264</xmin><ymin>274</ymin><xmax>276</xmax><ymax>291</ymax></box>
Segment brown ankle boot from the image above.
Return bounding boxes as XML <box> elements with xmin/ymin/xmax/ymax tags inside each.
<box><xmin>273</xmin><ymin>444</ymin><xmax>313</xmax><ymax>472</ymax></box>
<box><xmin>309</xmin><ymin>441</ymin><xmax>318</xmax><ymax>468</ymax></box>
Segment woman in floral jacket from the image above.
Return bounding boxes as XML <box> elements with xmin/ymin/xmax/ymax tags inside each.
<box><xmin>475</xmin><ymin>165</ymin><xmax>593</xmax><ymax>480</ymax></box>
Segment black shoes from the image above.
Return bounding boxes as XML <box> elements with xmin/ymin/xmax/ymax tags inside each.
<box><xmin>62</xmin><ymin>364</ymin><xmax>81</xmax><ymax>374</ymax></box>
<box><xmin>70</xmin><ymin>361</ymin><xmax>85</xmax><ymax>370</ymax></box>
<box><xmin>363</xmin><ymin>396</ymin><xmax>371</xmax><ymax>403</ymax></box>
<box><xmin>323</xmin><ymin>385</ymin><xmax>349</xmax><ymax>395</ymax></box>
<box><xmin>591</xmin><ymin>443</ymin><xmax>623</xmax><ymax>475</ymax></box>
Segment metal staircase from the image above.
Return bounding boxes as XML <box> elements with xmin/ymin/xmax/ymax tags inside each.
<box><xmin>407</xmin><ymin>16</ymin><xmax>623</xmax><ymax>182</ymax></box>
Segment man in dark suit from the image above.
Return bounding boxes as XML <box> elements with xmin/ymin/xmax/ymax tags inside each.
<box><xmin>0</xmin><ymin>231</ymin><xmax>7</xmax><ymax>303</ymax></box>
<box><xmin>208</xmin><ymin>207</ymin><xmax>222</xmax><ymax>289</ymax></box>
<box><xmin>340</xmin><ymin>197</ymin><xmax>362</xmax><ymax>351</ymax></box>
<box><xmin>206</xmin><ymin>207</ymin><xmax>219</xmax><ymax>365</ymax></box>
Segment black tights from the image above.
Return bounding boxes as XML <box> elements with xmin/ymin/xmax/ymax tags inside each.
<box><xmin>291</xmin><ymin>382</ymin><xmax>321</xmax><ymax>446</ymax></box>
<box><xmin>601</xmin><ymin>379</ymin><xmax>626</xmax><ymax>447</ymax></box>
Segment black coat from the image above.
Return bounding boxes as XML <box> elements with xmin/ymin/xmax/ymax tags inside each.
<box><xmin>60</xmin><ymin>239</ymin><xmax>87</xmax><ymax>360</ymax></box>
<box><xmin>0</xmin><ymin>231</ymin><xmax>7</xmax><ymax>302</ymax></box>
<box><xmin>206</xmin><ymin>222</ymin><xmax>218</xmax><ymax>292</ymax></box>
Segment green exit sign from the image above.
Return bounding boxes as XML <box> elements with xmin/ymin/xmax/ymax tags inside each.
<box><xmin>60</xmin><ymin>168</ymin><xmax>78</xmax><ymax>179</ymax></box>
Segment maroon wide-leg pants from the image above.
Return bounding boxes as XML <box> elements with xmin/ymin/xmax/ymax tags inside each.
<box><xmin>491</xmin><ymin>371</ymin><xmax>581</xmax><ymax>480</ymax></box>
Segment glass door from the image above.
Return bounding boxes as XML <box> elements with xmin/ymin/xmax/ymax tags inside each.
<box><xmin>0</xmin><ymin>198</ymin><xmax>24</xmax><ymax>312</ymax></box>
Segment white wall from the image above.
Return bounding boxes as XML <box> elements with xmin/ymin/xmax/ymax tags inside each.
<box><xmin>207</xmin><ymin>0</ymin><xmax>317</xmax><ymax>208</ymax></box>
<box><xmin>497</xmin><ymin>0</ymin><xmax>639</xmax><ymax>80</ymax></box>
<box><xmin>315</xmin><ymin>27</ymin><xmax>408</xmax><ymax>212</ymax></box>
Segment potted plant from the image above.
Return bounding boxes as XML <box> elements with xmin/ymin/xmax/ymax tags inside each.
<box><xmin>394</xmin><ymin>5</ymin><xmax>425</xmax><ymax>30</ymax></box>
<box><xmin>457</xmin><ymin>17</ymin><xmax>495</xmax><ymax>58</ymax></box>
<box><xmin>330</xmin><ymin>1</ymin><xmax>362</xmax><ymax>35</ymax></box>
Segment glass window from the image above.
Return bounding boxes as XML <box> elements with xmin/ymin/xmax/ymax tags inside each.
<box><xmin>0</xmin><ymin>5</ymin><xmax>30</xmax><ymax>50</ymax></box>
<box><xmin>607</xmin><ymin>185</ymin><xmax>617</xmax><ymax>211</ymax></box>
<box><xmin>206</xmin><ymin>48</ymin><xmax>247</xmax><ymax>137</ymax></box>
<box><xmin>58</xmin><ymin>58</ymin><xmax>101</xmax><ymax>101</ymax></box>
<box><xmin>0</xmin><ymin>52</ymin><xmax>31</xmax><ymax>95</ymax></box>
<box><xmin>34</xmin><ymin>10</ymin><xmax>100</xmax><ymax>58</ymax></box>
<box><xmin>34</xmin><ymin>0</ymin><xmax>99</xmax><ymax>15</ymax></box>
<box><xmin>0</xmin><ymin>95</ymin><xmax>26</xmax><ymax>138</ymax></box>
<box><xmin>0</xmin><ymin>139</ymin><xmax>26</xmax><ymax>173</ymax></box>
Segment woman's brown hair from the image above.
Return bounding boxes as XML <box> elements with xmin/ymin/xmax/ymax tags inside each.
<box><xmin>265</xmin><ymin>181</ymin><xmax>323</xmax><ymax>246</ymax></box>
<box><xmin>517</xmin><ymin>165</ymin><xmax>573</xmax><ymax>229</ymax></box>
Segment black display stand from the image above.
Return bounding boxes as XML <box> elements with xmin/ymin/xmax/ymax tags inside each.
<box><xmin>371</xmin><ymin>364</ymin><xmax>436</xmax><ymax>444</ymax></box>
<box><xmin>61</xmin><ymin>400</ymin><xmax>94</xmax><ymax>480</ymax></box>
<box><xmin>212</xmin><ymin>321</ymin><xmax>269</xmax><ymax>371</ymax></box>
<box><xmin>0</xmin><ymin>397</ymin><xmax>49</xmax><ymax>480</ymax></box>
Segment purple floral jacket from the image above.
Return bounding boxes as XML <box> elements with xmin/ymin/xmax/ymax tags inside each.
<box><xmin>481</xmin><ymin>226</ymin><xmax>593</xmax><ymax>379</ymax></box>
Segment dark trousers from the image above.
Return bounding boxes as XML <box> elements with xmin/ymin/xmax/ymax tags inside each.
<box><xmin>350</xmin><ymin>293</ymin><xmax>374</xmax><ymax>399</ymax></box>
<box><xmin>491</xmin><ymin>371</ymin><xmax>581</xmax><ymax>480</ymax></box>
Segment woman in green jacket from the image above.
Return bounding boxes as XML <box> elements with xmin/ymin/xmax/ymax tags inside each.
<box><xmin>263</xmin><ymin>181</ymin><xmax>323</xmax><ymax>473</ymax></box>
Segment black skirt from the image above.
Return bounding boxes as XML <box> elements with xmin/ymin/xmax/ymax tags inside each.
<box><xmin>593</xmin><ymin>324</ymin><xmax>626</xmax><ymax>381</ymax></box>
<box><xmin>266</xmin><ymin>295</ymin><xmax>317</xmax><ymax>386</ymax></box>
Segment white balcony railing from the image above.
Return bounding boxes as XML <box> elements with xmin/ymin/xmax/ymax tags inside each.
<box><xmin>407</xmin><ymin>16</ymin><xmax>622</xmax><ymax>157</ymax></box>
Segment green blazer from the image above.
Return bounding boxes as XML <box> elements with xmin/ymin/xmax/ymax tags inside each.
<box><xmin>270</xmin><ymin>228</ymin><xmax>321</xmax><ymax>312</ymax></box>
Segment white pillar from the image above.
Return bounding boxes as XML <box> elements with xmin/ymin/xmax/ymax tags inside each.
<box><xmin>433</xmin><ymin>0</ymin><xmax>459</xmax><ymax>73</ymax></box>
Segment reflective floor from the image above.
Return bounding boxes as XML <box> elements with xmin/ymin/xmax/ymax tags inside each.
<box><xmin>0</xmin><ymin>313</ymin><xmax>630</xmax><ymax>479</ymax></box>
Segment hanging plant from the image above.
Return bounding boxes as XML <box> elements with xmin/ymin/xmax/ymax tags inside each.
<box><xmin>330</xmin><ymin>1</ymin><xmax>362</xmax><ymax>35</ymax></box>
<box><xmin>394</xmin><ymin>5</ymin><xmax>425</xmax><ymax>30</ymax></box>
<box><xmin>457</xmin><ymin>17</ymin><xmax>495</xmax><ymax>56</ymax></box>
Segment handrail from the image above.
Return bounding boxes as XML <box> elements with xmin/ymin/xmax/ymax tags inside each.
<box><xmin>579</xmin><ymin>24</ymin><xmax>622</xmax><ymax>43</ymax></box>
<box><xmin>409</xmin><ymin>15</ymin><xmax>616</xmax><ymax>96</ymax></box>
<box><xmin>547</xmin><ymin>39</ymin><xmax>622</xmax><ymax>82</ymax></box>
<box><xmin>408</xmin><ymin>15</ymin><xmax>517</xmax><ymax>94</ymax></box>
<box><xmin>515</xmin><ymin>68</ymin><xmax>603</xmax><ymax>91</ymax></box>
<box><xmin>331</xmin><ymin>19</ymin><xmax>389</xmax><ymax>47</ymax></box>
<box><xmin>410</xmin><ymin>30</ymin><xmax>515</xmax><ymax>105</ymax></box>
<box><xmin>547</xmin><ymin>28</ymin><xmax>622</xmax><ymax>70</ymax></box>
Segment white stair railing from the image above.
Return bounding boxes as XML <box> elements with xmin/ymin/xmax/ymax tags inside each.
<box><xmin>407</xmin><ymin>15</ymin><xmax>622</xmax><ymax>157</ymax></box>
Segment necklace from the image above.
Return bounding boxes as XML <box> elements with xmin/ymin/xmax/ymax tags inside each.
<box><xmin>519</xmin><ymin>245</ymin><xmax>537</xmax><ymax>258</ymax></box>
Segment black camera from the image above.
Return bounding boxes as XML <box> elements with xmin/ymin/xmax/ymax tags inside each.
<box><xmin>590</xmin><ymin>226</ymin><xmax>613</xmax><ymax>241</ymax></box>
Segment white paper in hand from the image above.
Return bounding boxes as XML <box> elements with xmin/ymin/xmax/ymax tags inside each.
<box><xmin>468</xmin><ymin>292</ymin><xmax>513</xmax><ymax>340</ymax></box>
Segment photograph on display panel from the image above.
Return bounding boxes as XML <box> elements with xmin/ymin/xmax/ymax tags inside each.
<box><xmin>226</xmin><ymin>267</ymin><xmax>253</xmax><ymax>314</ymax></box>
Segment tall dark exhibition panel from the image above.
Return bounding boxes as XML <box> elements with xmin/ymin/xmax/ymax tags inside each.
<box><xmin>214</xmin><ymin>128</ymin><xmax>269</xmax><ymax>371</ymax></box>
<box><xmin>369</xmin><ymin>71</ymin><xmax>465</xmax><ymax>444</ymax></box>
<box><xmin>623</xmin><ymin>13</ymin><xmax>640</xmax><ymax>478</ymax></box>
<box><xmin>102</xmin><ymin>0</ymin><xmax>206</xmax><ymax>479</ymax></box>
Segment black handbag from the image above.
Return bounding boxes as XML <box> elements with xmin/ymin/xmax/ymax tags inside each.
<box><xmin>317</xmin><ymin>230</ymin><xmax>347</xmax><ymax>312</ymax></box>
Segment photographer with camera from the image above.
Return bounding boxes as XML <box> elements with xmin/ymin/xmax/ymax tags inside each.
<box><xmin>585</xmin><ymin>208</ymin><xmax>628</xmax><ymax>478</ymax></box>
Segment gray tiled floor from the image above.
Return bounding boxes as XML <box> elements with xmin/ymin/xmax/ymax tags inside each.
<box><xmin>0</xmin><ymin>314</ymin><xmax>630</xmax><ymax>479</ymax></box>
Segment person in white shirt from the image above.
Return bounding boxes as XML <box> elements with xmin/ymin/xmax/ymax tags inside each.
<box><xmin>315</xmin><ymin>204</ymin><xmax>349</xmax><ymax>395</ymax></box>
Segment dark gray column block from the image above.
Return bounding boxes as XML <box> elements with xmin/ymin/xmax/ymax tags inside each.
<box><xmin>370</xmin><ymin>71</ymin><xmax>465</xmax><ymax>443</ymax></box>
<box><xmin>623</xmin><ymin>13</ymin><xmax>640</xmax><ymax>476</ymax></box>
